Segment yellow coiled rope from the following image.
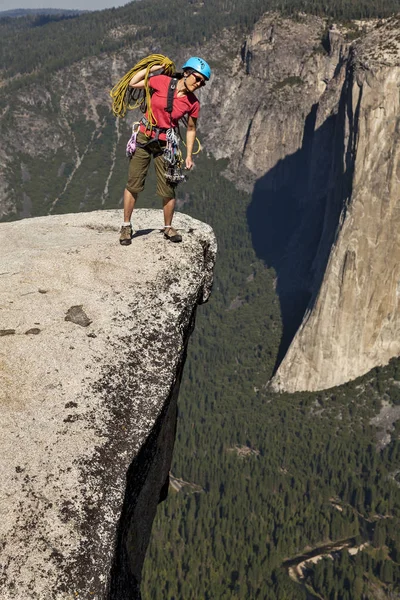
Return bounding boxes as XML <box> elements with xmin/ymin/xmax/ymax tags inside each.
<box><xmin>110</xmin><ymin>54</ymin><xmax>175</xmax><ymax>125</ymax></box>
<box><xmin>110</xmin><ymin>53</ymin><xmax>201</xmax><ymax>154</ymax></box>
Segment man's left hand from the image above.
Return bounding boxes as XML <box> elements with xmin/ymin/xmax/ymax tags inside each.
<box><xmin>185</xmin><ymin>156</ymin><xmax>194</xmax><ymax>170</ymax></box>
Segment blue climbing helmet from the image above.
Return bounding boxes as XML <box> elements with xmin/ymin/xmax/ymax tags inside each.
<box><xmin>182</xmin><ymin>57</ymin><xmax>211</xmax><ymax>80</ymax></box>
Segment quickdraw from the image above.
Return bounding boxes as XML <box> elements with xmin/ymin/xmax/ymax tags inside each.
<box><xmin>163</xmin><ymin>128</ymin><xmax>186</xmax><ymax>184</ymax></box>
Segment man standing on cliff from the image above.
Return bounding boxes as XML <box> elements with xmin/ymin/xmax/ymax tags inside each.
<box><xmin>119</xmin><ymin>57</ymin><xmax>211</xmax><ymax>245</ymax></box>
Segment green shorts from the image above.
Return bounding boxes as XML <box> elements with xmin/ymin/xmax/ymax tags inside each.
<box><xmin>126</xmin><ymin>132</ymin><xmax>176</xmax><ymax>199</ymax></box>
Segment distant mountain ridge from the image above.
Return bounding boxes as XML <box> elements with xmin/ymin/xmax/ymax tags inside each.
<box><xmin>0</xmin><ymin>8</ymin><xmax>89</xmax><ymax>17</ymax></box>
<box><xmin>0</xmin><ymin>0</ymin><xmax>399</xmax><ymax>92</ymax></box>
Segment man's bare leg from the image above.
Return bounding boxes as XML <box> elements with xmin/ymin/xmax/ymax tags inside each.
<box><xmin>120</xmin><ymin>189</ymin><xmax>138</xmax><ymax>245</ymax></box>
<box><xmin>123</xmin><ymin>188</ymin><xmax>138</xmax><ymax>223</ymax></box>
<box><xmin>163</xmin><ymin>197</ymin><xmax>182</xmax><ymax>242</ymax></box>
<box><xmin>163</xmin><ymin>197</ymin><xmax>175</xmax><ymax>227</ymax></box>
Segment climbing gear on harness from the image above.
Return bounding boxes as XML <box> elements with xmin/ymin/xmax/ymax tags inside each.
<box><xmin>126</xmin><ymin>122</ymin><xmax>140</xmax><ymax>157</ymax></box>
<box><xmin>129</xmin><ymin>78</ymin><xmax>185</xmax><ymax>182</ymax></box>
<box><xmin>163</xmin><ymin>128</ymin><xmax>185</xmax><ymax>184</ymax></box>
<box><xmin>163</xmin><ymin>226</ymin><xmax>182</xmax><ymax>243</ymax></box>
<box><xmin>119</xmin><ymin>224</ymin><xmax>133</xmax><ymax>246</ymax></box>
<box><xmin>109</xmin><ymin>54</ymin><xmax>176</xmax><ymax>122</ymax></box>
<box><xmin>182</xmin><ymin>57</ymin><xmax>211</xmax><ymax>80</ymax></box>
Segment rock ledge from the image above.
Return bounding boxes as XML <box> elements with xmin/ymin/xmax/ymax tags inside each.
<box><xmin>0</xmin><ymin>209</ymin><xmax>216</xmax><ymax>599</ymax></box>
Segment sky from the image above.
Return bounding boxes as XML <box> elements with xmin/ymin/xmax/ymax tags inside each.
<box><xmin>0</xmin><ymin>0</ymin><xmax>131</xmax><ymax>11</ymax></box>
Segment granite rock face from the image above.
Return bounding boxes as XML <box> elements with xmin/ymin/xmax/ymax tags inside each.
<box><xmin>271</xmin><ymin>18</ymin><xmax>400</xmax><ymax>392</ymax></box>
<box><xmin>200</xmin><ymin>16</ymin><xmax>400</xmax><ymax>392</ymax></box>
<box><xmin>199</xmin><ymin>15</ymin><xmax>353</xmax><ymax>364</ymax></box>
<box><xmin>199</xmin><ymin>13</ymin><xmax>350</xmax><ymax>190</ymax></box>
<box><xmin>0</xmin><ymin>209</ymin><xmax>216</xmax><ymax>599</ymax></box>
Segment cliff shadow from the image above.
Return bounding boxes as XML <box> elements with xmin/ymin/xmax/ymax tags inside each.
<box><xmin>107</xmin><ymin>390</ymin><xmax>178</xmax><ymax>600</ymax></box>
<box><xmin>247</xmin><ymin>83</ymin><xmax>354</xmax><ymax>371</ymax></box>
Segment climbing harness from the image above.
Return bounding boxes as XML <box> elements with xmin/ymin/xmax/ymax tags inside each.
<box><xmin>138</xmin><ymin>116</ymin><xmax>169</xmax><ymax>147</ymax></box>
<box><xmin>125</xmin><ymin>121</ymin><xmax>140</xmax><ymax>158</ymax></box>
<box><xmin>130</xmin><ymin>78</ymin><xmax>186</xmax><ymax>184</ymax></box>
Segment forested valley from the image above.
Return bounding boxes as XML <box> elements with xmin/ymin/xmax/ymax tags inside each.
<box><xmin>138</xmin><ymin>155</ymin><xmax>400</xmax><ymax>600</ymax></box>
<box><xmin>1</xmin><ymin>0</ymin><xmax>400</xmax><ymax>598</ymax></box>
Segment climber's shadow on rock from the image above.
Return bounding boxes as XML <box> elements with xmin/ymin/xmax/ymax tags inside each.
<box><xmin>131</xmin><ymin>228</ymin><xmax>157</xmax><ymax>239</ymax></box>
<box><xmin>247</xmin><ymin>100</ymin><xmax>352</xmax><ymax>372</ymax></box>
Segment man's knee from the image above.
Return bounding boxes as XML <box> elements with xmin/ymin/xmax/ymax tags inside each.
<box><xmin>126</xmin><ymin>184</ymin><xmax>143</xmax><ymax>196</ymax></box>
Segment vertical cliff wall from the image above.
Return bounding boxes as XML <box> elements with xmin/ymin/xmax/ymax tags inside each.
<box><xmin>0</xmin><ymin>209</ymin><xmax>216</xmax><ymax>599</ymax></box>
<box><xmin>197</xmin><ymin>14</ymin><xmax>358</xmax><ymax>374</ymax></box>
<box><xmin>201</xmin><ymin>14</ymin><xmax>400</xmax><ymax>393</ymax></box>
<box><xmin>272</xmin><ymin>19</ymin><xmax>400</xmax><ymax>392</ymax></box>
<box><xmin>200</xmin><ymin>14</ymin><xmax>349</xmax><ymax>190</ymax></box>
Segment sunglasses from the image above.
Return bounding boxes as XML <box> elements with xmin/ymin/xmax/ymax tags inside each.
<box><xmin>192</xmin><ymin>73</ymin><xmax>206</xmax><ymax>86</ymax></box>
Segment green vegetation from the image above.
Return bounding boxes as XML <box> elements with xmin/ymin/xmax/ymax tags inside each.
<box><xmin>1</xmin><ymin>109</ymin><xmax>130</xmax><ymax>219</ymax></box>
<box><xmin>272</xmin><ymin>75</ymin><xmax>304</xmax><ymax>91</ymax></box>
<box><xmin>305</xmin><ymin>541</ymin><xmax>400</xmax><ymax>599</ymax></box>
<box><xmin>136</xmin><ymin>155</ymin><xmax>400</xmax><ymax>600</ymax></box>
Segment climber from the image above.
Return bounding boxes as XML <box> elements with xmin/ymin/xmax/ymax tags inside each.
<box><xmin>119</xmin><ymin>57</ymin><xmax>211</xmax><ymax>245</ymax></box>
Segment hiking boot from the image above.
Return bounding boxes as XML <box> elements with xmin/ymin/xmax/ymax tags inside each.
<box><xmin>164</xmin><ymin>226</ymin><xmax>182</xmax><ymax>243</ymax></box>
<box><xmin>119</xmin><ymin>224</ymin><xmax>133</xmax><ymax>246</ymax></box>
